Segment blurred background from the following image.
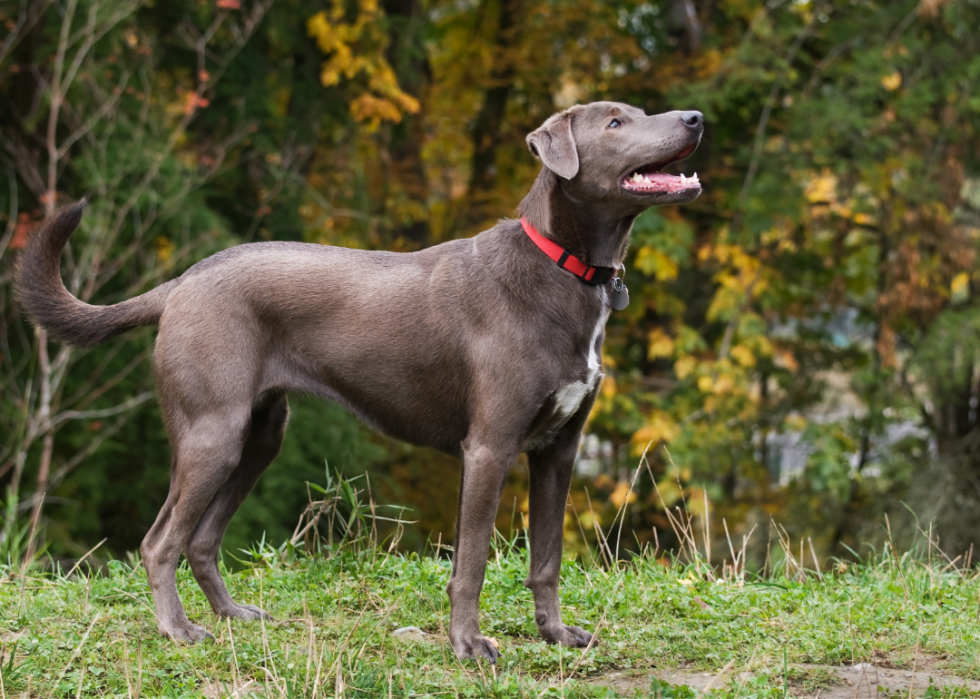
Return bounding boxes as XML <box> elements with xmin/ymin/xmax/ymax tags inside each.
<box><xmin>2</xmin><ymin>0</ymin><xmax>979</xmax><ymax>570</ymax></box>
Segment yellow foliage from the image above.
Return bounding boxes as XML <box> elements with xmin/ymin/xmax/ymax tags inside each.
<box><xmin>784</xmin><ymin>413</ymin><xmax>807</xmax><ymax>431</ymax></box>
<box><xmin>647</xmin><ymin>327</ymin><xmax>675</xmax><ymax>359</ymax></box>
<box><xmin>805</xmin><ymin>169</ymin><xmax>837</xmax><ymax>204</ymax></box>
<box><xmin>804</xmin><ymin>169</ymin><xmax>880</xmax><ymax>223</ymax></box>
<box><xmin>654</xmin><ymin>477</ymin><xmax>683</xmax><ymax>508</ymax></box>
<box><xmin>760</xmin><ymin>221</ymin><xmax>793</xmax><ymax>247</ymax></box>
<box><xmin>610</xmin><ymin>481</ymin><xmax>637</xmax><ymax>509</ymax></box>
<box><xmin>715</xmin><ymin>374</ymin><xmax>735</xmax><ymax>394</ymax></box>
<box><xmin>601</xmin><ymin>375</ymin><xmax>617</xmax><ymax>399</ymax></box>
<box><xmin>636</xmin><ymin>245</ymin><xmax>679</xmax><ymax>280</ymax></box>
<box><xmin>951</xmin><ymin>271</ymin><xmax>970</xmax><ymax>302</ymax></box>
<box><xmin>703</xmin><ymin>243</ymin><xmax>767</xmax><ymax>323</ymax></box>
<box><xmin>706</xmin><ymin>286</ymin><xmax>740</xmax><ymax>321</ymax></box>
<box><xmin>685</xmin><ymin>485</ymin><xmax>706</xmax><ymax>517</ymax></box>
<box><xmin>881</xmin><ymin>71</ymin><xmax>902</xmax><ymax>91</ymax></box>
<box><xmin>351</xmin><ymin>94</ymin><xmax>414</xmax><ymax>125</ymax></box>
<box><xmin>675</xmin><ymin>355</ymin><xmax>697</xmax><ymax>379</ymax></box>
<box><xmin>697</xmin><ymin>372</ymin><xmax>734</xmax><ymax>395</ymax></box>
<box><xmin>156</xmin><ymin>236</ymin><xmax>174</xmax><ymax>263</ymax></box>
<box><xmin>307</xmin><ymin>2</ymin><xmax>420</xmax><ymax>129</ymax></box>
<box><xmin>693</xmin><ymin>49</ymin><xmax>723</xmax><ymax>80</ymax></box>
<box><xmin>594</xmin><ymin>473</ymin><xmax>615</xmax><ymax>490</ymax></box>
<box><xmin>730</xmin><ymin>343</ymin><xmax>756</xmax><ymax>368</ymax></box>
<box><xmin>631</xmin><ymin>411</ymin><xmax>679</xmax><ymax>454</ymax></box>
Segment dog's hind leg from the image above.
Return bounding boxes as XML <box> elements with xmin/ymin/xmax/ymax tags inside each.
<box><xmin>524</xmin><ymin>398</ymin><xmax>596</xmax><ymax>648</ymax></box>
<box><xmin>184</xmin><ymin>392</ymin><xmax>289</xmax><ymax>621</ymax></box>
<box><xmin>447</xmin><ymin>434</ymin><xmax>519</xmax><ymax>662</ymax></box>
<box><xmin>140</xmin><ymin>408</ymin><xmax>251</xmax><ymax>642</ymax></box>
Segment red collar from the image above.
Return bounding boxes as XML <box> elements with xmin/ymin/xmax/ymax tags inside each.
<box><xmin>520</xmin><ymin>217</ymin><xmax>615</xmax><ymax>286</ymax></box>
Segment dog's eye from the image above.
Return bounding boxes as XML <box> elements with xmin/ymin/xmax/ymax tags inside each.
<box><xmin>608</xmin><ymin>119</ymin><xmax>621</xmax><ymax>129</ymax></box>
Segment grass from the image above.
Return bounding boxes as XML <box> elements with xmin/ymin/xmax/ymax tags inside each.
<box><xmin>2</xmin><ymin>469</ymin><xmax>979</xmax><ymax>697</ymax></box>
<box><xmin>1</xmin><ymin>526</ymin><xmax>979</xmax><ymax>698</ymax></box>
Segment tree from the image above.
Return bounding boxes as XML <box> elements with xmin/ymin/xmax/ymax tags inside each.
<box><xmin>0</xmin><ymin>0</ymin><xmax>272</xmax><ymax>559</ymax></box>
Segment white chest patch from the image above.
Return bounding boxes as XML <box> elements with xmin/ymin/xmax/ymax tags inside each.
<box><xmin>552</xmin><ymin>313</ymin><xmax>607</xmax><ymax>422</ymax></box>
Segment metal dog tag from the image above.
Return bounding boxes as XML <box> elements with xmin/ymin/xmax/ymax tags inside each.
<box><xmin>610</xmin><ymin>277</ymin><xmax>629</xmax><ymax>311</ymax></box>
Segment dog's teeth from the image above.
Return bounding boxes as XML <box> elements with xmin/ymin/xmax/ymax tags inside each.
<box><xmin>632</xmin><ymin>173</ymin><xmax>643</xmax><ymax>183</ymax></box>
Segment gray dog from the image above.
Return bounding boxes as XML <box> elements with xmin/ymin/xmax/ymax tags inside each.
<box><xmin>17</xmin><ymin>101</ymin><xmax>702</xmax><ymax>662</ymax></box>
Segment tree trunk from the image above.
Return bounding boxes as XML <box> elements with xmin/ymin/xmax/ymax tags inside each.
<box><xmin>466</xmin><ymin>0</ymin><xmax>524</xmax><ymax>229</ymax></box>
<box><xmin>382</xmin><ymin>0</ymin><xmax>432</xmax><ymax>247</ymax></box>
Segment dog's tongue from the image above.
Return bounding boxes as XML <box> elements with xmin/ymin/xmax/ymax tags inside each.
<box><xmin>623</xmin><ymin>172</ymin><xmax>700</xmax><ymax>193</ymax></box>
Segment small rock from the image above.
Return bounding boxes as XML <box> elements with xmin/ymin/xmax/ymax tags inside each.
<box><xmin>392</xmin><ymin>626</ymin><xmax>429</xmax><ymax>642</ymax></box>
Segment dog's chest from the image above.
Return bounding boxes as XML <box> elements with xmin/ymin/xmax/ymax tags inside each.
<box><xmin>526</xmin><ymin>314</ymin><xmax>607</xmax><ymax>449</ymax></box>
<box><xmin>552</xmin><ymin>333</ymin><xmax>602</xmax><ymax>418</ymax></box>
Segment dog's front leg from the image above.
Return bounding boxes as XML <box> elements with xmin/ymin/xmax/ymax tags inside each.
<box><xmin>447</xmin><ymin>438</ymin><xmax>516</xmax><ymax>662</ymax></box>
<box><xmin>524</xmin><ymin>406</ymin><xmax>596</xmax><ymax>648</ymax></box>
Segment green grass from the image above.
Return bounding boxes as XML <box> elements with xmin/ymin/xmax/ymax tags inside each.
<box><xmin>2</xmin><ymin>533</ymin><xmax>980</xmax><ymax>698</ymax></box>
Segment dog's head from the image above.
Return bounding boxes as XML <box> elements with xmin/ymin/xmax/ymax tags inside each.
<box><xmin>526</xmin><ymin>101</ymin><xmax>703</xmax><ymax>209</ymax></box>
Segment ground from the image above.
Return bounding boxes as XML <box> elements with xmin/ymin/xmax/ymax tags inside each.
<box><xmin>2</xmin><ymin>535</ymin><xmax>979</xmax><ymax>697</ymax></box>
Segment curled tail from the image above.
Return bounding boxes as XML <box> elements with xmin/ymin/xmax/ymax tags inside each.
<box><xmin>15</xmin><ymin>200</ymin><xmax>177</xmax><ymax>348</ymax></box>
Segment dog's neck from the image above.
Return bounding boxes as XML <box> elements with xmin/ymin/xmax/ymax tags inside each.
<box><xmin>518</xmin><ymin>168</ymin><xmax>636</xmax><ymax>269</ymax></box>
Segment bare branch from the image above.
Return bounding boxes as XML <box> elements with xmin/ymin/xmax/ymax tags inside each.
<box><xmin>0</xmin><ymin>0</ymin><xmax>55</xmax><ymax>68</ymax></box>
<box><xmin>45</xmin><ymin>0</ymin><xmax>80</xmax><ymax>214</ymax></box>
<box><xmin>61</xmin><ymin>346</ymin><xmax>153</xmax><ymax>413</ymax></box>
<box><xmin>52</xmin><ymin>390</ymin><xmax>154</xmax><ymax>428</ymax></box>
<box><xmin>0</xmin><ymin>163</ymin><xmax>19</xmax><ymax>263</ymax></box>
<box><xmin>57</xmin><ymin>71</ymin><xmax>131</xmax><ymax>158</ymax></box>
<box><xmin>21</xmin><ymin>413</ymin><xmax>133</xmax><ymax>510</ymax></box>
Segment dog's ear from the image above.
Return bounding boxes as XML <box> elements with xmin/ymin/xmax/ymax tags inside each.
<box><xmin>526</xmin><ymin>113</ymin><xmax>579</xmax><ymax>180</ymax></box>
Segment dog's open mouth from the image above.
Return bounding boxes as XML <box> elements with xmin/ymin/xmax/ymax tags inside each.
<box><xmin>621</xmin><ymin>143</ymin><xmax>700</xmax><ymax>194</ymax></box>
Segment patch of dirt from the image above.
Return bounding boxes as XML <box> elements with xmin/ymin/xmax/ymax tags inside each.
<box><xmin>596</xmin><ymin>659</ymin><xmax>980</xmax><ymax>698</ymax></box>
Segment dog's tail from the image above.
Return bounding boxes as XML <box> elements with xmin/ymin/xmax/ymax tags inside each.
<box><xmin>15</xmin><ymin>200</ymin><xmax>178</xmax><ymax>348</ymax></box>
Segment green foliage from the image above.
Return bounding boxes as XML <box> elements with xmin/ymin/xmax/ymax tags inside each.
<box><xmin>223</xmin><ymin>397</ymin><xmax>387</xmax><ymax>557</ymax></box>
<box><xmin>913</xmin><ymin>307</ymin><xmax>980</xmax><ymax>403</ymax></box>
<box><xmin>800</xmin><ymin>421</ymin><xmax>856</xmax><ymax>504</ymax></box>
<box><xmin>649</xmin><ymin>678</ymin><xmax>697</xmax><ymax>698</ymax></box>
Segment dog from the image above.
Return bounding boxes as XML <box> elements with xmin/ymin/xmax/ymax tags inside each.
<box><xmin>16</xmin><ymin>101</ymin><xmax>703</xmax><ymax>661</ymax></box>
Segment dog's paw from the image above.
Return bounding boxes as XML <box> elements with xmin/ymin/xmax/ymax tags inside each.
<box><xmin>163</xmin><ymin>621</ymin><xmax>214</xmax><ymax>643</ymax></box>
<box><xmin>541</xmin><ymin>623</ymin><xmax>594</xmax><ymax>648</ymax></box>
<box><xmin>451</xmin><ymin>633</ymin><xmax>501</xmax><ymax>663</ymax></box>
<box><xmin>219</xmin><ymin>603</ymin><xmax>271</xmax><ymax>622</ymax></box>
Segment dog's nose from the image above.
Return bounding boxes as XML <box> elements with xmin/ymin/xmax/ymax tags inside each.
<box><xmin>679</xmin><ymin>111</ymin><xmax>703</xmax><ymax>130</ymax></box>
